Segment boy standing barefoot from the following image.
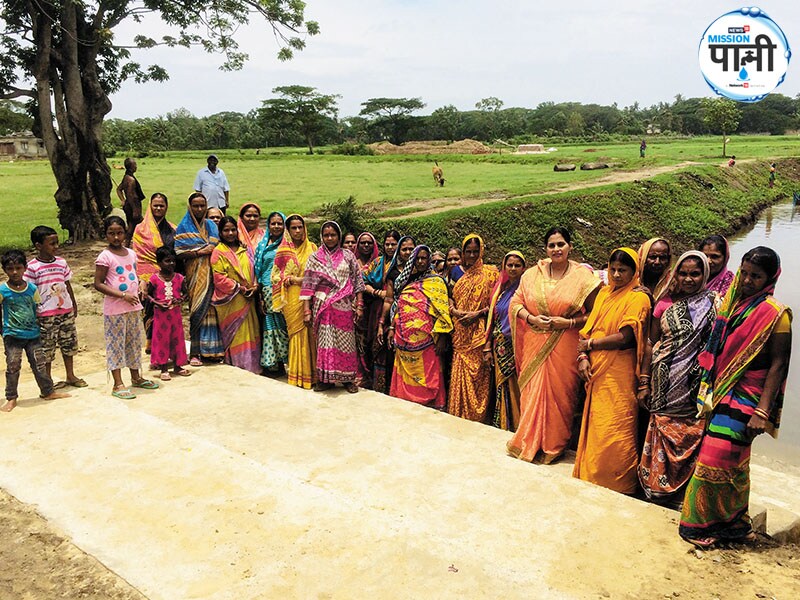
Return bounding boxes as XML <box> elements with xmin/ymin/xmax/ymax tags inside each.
<box><xmin>24</xmin><ymin>226</ymin><xmax>86</xmax><ymax>389</ymax></box>
<box><xmin>1</xmin><ymin>250</ymin><xmax>70</xmax><ymax>412</ymax></box>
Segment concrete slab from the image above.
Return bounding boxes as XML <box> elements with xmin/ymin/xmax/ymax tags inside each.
<box><xmin>1</xmin><ymin>364</ymin><xmax>799</xmax><ymax>599</ymax></box>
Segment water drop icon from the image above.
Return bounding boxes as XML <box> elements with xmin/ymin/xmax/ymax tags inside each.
<box><xmin>739</xmin><ymin>67</ymin><xmax>749</xmax><ymax>80</ymax></box>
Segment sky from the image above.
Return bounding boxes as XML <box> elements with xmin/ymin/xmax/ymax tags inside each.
<box><xmin>108</xmin><ymin>1</ymin><xmax>800</xmax><ymax>120</ymax></box>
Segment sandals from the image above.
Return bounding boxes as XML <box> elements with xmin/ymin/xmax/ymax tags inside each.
<box><xmin>344</xmin><ymin>382</ymin><xmax>359</xmax><ymax>394</ymax></box>
<box><xmin>66</xmin><ymin>378</ymin><xmax>88</xmax><ymax>388</ymax></box>
<box><xmin>112</xmin><ymin>387</ymin><xmax>136</xmax><ymax>400</ymax></box>
<box><xmin>189</xmin><ymin>357</ymin><xmax>203</xmax><ymax>367</ymax></box>
<box><xmin>684</xmin><ymin>536</ymin><xmax>717</xmax><ymax>549</ymax></box>
<box><xmin>314</xmin><ymin>382</ymin><xmax>334</xmax><ymax>392</ymax></box>
<box><xmin>174</xmin><ymin>368</ymin><xmax>192</xmax><ymax>377</ymax></box>
<box><xmin>132</xmin><ymin>378</ymin><xmax>160</xmax><ymax>390</ymax></box>
<box><xmin>160</xmin><ymin>372</ymin><xmax>172</xmax><ymax>381</ymax></box>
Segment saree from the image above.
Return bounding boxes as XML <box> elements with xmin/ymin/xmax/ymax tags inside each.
<box><xmin>238</xmin><ymin>202</ymin><xmax>266</xmax><ymax>264</ymax></box>
<box><xmin>211</xmin><ymin>243</ymin><xmax>261</xmax><ymax>374</ymax></box>
<box><xmin>507</xmin><ymin>259</ymin><xmax>600</xmax><ymax>462</ymax></box>
<box><xmin>638</xmin><ymin>237</ymin><xmax>672</xmax><ymax>301</ymax></box>
<box><xmin>174</xmin><ymin>205</ymin><xmax>224</xmax><ymax>359</ymax></box>
<box><xmin>639</xmin><ymin>251</ymin><xmax>716</xmax><ymax>504</ymax></box>
<box><xmin>485</xmin><ymin>251</ymin><xmax>526</xmax><ymax>432</ymax></box>
<box><xmin>132</xmin><ymin>201</ymin><xmax>176</xmax><ymax>346</ymax></box>
<box><xmin>389</xmin><ymin>245</ymin><xmax>453</xmax><ymax>408</ymax></box>
<box><xmin>271</xmin><ymin>215</ymin><xmax>317</xmax><ymax>389</ymax></box>
<box><xmin>573</xmin><ymin>247</ymin><xmax>652</xmax><ymax>494</ymax></box>
<box><xmin>254</xmin><ymin>214</ymin><xmax>289</xmax><ymax>371</ymax></box>
<box><xmin>300</xmin><ymin>221</ymin><xmax>365</xmax><ymax>384</ymax></box>
<box><xmin>679</xmin><ymin>269</ymin><xmax>791</xmax><ymax>543</ymax></box>
<box><xmin>706</xmin><ymin>236</ymin><xmax>735</xmax><ymax>297</ymax></box>
<box><xmin>356</xmin><ymin>232</ymin><xmax>381</xmax><ymax>387</ymax></box>
<box><xmin>448</xmin><ymin>234</ymin><xmax>499</xmax><ymax>422</ymax></box>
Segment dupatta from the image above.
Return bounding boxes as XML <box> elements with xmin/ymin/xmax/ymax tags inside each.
<box><xmin>638</xmin><ymin>237</ymin><xmax>672</xmax><ymax>301</ymax></box>
<box><xmin>238</xmin><ymin>202</ymin><xmax>265</xmax><ymax>262</ymax></box>
<box><xmin>271</xmin><ymin>215</ymin><xmax>317</xmax><ymax>334</ymax></box>
<box><xmin>254</xmin><ymin>211</ymin><xmax>285</xmax><ymax>288</ymax></box>
<box><xmin>451</xmin><ymin>234</ymin><xmax>499</xmax><ymax>353</ymax></box>
<box><xmin>705</xmin><ymin>236</ymin><xmax>735</xmax><ymax>295</ymax></box>
<box><xmin>485</xmin><ymin>251</ymin><xmax>526</xmax><ymax>343</ymax></box>
<box><xmin>356</xmin><ymin>232</ymin><xmax>380</xmax><ymax>270</ymax></box>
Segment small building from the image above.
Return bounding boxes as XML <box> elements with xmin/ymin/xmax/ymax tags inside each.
<box><xmin>0</xmin><ymin>131</ymin><xmax>48</xmax><ymax>159</ymax></box>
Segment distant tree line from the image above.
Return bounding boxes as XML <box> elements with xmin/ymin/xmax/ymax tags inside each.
<box><xmin>4</xmin><ymin>93</ymin><xmax>799</xmax><ymax>155</ymax></box>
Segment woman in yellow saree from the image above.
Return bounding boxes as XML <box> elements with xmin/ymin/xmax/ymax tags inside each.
<box><xmin>574</xmin><ymin>247</ymin><xmax>651</xmax><ymax>494</ymax></box>
<box><xmin>448</xmin><ymin>234</ymin><xmax>498</xmax><ymax>422</ymax></box>
<box><xmin>507</xmin><ymin>227</ymin><xmax>600</xmax><ymax>462</ymax></box>
<box><xmin>211</xmin><ymin>216</ymin><xmax>261</xmax><ymax>373</ymax></box>
<box><xmin>271</xmin><ymin>215</ymin><xmax>317</xmax><ymax>389</ymax></box>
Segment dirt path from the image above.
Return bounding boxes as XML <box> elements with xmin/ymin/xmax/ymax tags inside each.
<box><xmin>380</xmin><ymin>161</ymin><xmax>703</xmax><ymax>220</ymax></box>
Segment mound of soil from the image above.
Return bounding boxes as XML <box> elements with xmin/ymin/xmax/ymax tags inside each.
<box><xmin>370</xmin><ymin>139</ymin><xmax>492</xmax><ymax>155</ymax></box>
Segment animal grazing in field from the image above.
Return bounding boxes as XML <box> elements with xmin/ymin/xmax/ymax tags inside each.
<box><xmin>432</xmin><ymin>161</ymin><xmax>445</xmax><ymax>187</ymax></box>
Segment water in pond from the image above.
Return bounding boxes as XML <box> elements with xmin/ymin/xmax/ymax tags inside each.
<box><xmin>727</xmin><ymin>199</ymin><xmax>800</xmax><ymax>456</ymax></box>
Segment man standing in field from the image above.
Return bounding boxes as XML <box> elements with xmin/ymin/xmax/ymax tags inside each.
<box><xmin>116</xmin><ymin>157</ymin><xmax>145</xmax><ymax>246</ymax></box>
<box><xmin>194</xmin><ymin>154</ymin><xmax>230</xmax><ymax>214</ymax></box>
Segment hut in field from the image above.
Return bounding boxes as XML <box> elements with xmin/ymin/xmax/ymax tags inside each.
<box><xmin>0</xmin><ymin>131</ymin><xmax>48</xmax><ymax>159</ymax></box>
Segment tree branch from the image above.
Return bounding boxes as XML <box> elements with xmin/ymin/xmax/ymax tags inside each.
<box><xmin>0</xmin><ymin>86</ymin><xmax>36</xmax><ymax>100</ymax></box>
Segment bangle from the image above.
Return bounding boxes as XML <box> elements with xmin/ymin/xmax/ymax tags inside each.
<box><xmin>753</xmin><ymin>408</ymin><xmax>770</xmax><ymax>420</ymax></box>
<box><xmin>569</xmin><ymin>318</ymin><xmax>575</xmax><ymax>329</ymax></box>
<box><xmin>577</xmin><ymin>353</ymin><xmax>589</xmax><ymax>363</ymax></box>
<box><xmin>587</xmin><ymin>338</ymin><xmax>593</xmax><ymax>351</ymax></box>
<box><xmin>482</xmin><ymin>348</ymin><xmax>492</xmax><ymax>353</ymax></box>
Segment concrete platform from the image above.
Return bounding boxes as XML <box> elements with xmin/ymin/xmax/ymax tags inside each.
<box><xmin>1</xmin><ymin>364</ymin><xmax>799</xmax><ymax>599</ymax></box>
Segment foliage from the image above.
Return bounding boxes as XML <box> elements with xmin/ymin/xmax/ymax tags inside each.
<box><xmin>329</xmin><ymin>142</ymin><xmax>375</xmax><ymax>156</ymax></box>
<box><xmin>314</xmin><ymin>196</ymin><xmax>378</xmax><ymax>238</ymax></box>
<box><xmin>0</xmin><ymin>0</ymin><xmax>318</xmax><ymax>240</ymax></box>
<box><xmin>0</xmin><ymin>100</ymin><xmax>33</xmax><ymax>135</ymax></box>
<box><xmin>702</xmin><ymin>98</ymin><xmax>742</xmax><ymax>157</ymax></box>
<box><xmin>259</xmin><ymin>86</ymin><xmax>340</xmax><ymax>154</ymax></box>
<box><xmin>359</xmin><ymin>97</ymin><xmax>426</xmax><ymax>144</ymax></box>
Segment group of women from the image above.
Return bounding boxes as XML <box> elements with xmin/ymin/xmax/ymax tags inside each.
<box><xmin>131</xmin><ymin>193</ymin><xmax>792</xmax><ymax>550</ymax></box>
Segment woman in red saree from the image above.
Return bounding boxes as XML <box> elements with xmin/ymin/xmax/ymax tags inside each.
<box><xmin>389</xmin><ymin>245</ymin><xmax>453</xmax><ymax>407</ymax></box>
<box><xmin>680</xmin><ymin>246</ymin><xmax>791</xmax><ymax>548</ymax></box>
<box><xmin>507</xmin><ymin>227</ymin><xmax>600</xmax><ymax>462</ymax></box>
<box><xmin>448</xmin><ymin>234</ymin><xmax>498</xmax><ymax>422</ymax></box>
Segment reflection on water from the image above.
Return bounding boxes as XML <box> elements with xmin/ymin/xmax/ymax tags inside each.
<box><xmin>728</xmin><ymin>200</ymin><xmax>799</xmax><ymax>451</ymax></box>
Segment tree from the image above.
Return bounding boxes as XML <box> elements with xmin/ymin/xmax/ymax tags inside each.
<box><xmin>0</xmin><ymin>99</ymin><xmax>33</xmax><ymax>134</ymax></box>
<box><xmin>429</xmin><ymin>105</ymin><xmax>462</xmax><ymax>142</ymax></box>
<box><xmin>0</xmin><ymin>2</ymin><xmax>318</xmax><ymax>241</ymax></box>
<box><xmin>359</xmin><ymin>97</ymin><xmax>425</xmax><ymax>145</ymax></box>
<box><xmin>702</xmin><ymin>98</ymin><xmax>742</xmax><ymax>157</ymax></box>
<box><xmin>259</xmin><ymin>85</ymin><xmax>340</xmax><ymax>154</ymax></box>
<box><xmin>474</xmin><ymin>96</ymin><xmax>504</xmax><ymax>141</ymax></box>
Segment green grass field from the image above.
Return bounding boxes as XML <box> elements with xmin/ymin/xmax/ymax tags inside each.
<box><xmin>0</xmin><ymin>135</ymin><xmax>797</xmax><ymax>249</ymax></box>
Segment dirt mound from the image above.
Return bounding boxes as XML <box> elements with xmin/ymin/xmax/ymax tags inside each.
<box><xmin>370</xmin><ymin>139</ymin><xmax>492</xmax><ymax>155</ymax></box>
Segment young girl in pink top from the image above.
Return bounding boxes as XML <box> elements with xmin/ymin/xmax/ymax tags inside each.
<box><xmin>93</xmin><ymin>216</ymin><xmax>159</xmax><ymax>399</ymax></box>
<box><xmin>147</xmin><ymin>246</ymin><xmax>191</xmax><ymax>381</ymax></box>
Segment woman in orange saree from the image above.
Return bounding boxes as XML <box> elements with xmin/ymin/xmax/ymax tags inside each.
<box><xmin>271</xmin><ymin>215</ymin><xmax>317</xmax><ymax>389</ymax></box>
<box><xmin>448</xmin><ymin>234</ymin><xmax>498</xmax><ymax>422</ymax></box>
<box><xmin>507</xmin><ymin>227</ymin><xmax>600</xmax><ymax>462</ymax></box>
<box><xmin>574</xmin><ymin>247</ymin><xmax>652</xmax><ymax>494</ymax></box>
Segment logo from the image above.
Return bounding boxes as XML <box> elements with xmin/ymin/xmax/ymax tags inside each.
<box><xmin>698</xmin><ymin>7</ymin><xmax>791</xmax><ymax>102</ymax></box>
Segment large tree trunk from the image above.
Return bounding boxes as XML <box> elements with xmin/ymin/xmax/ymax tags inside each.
<box><xmin>29</xmin><ymin>1</ymin><xmax>113</xmax><ymax>242</ymax></box>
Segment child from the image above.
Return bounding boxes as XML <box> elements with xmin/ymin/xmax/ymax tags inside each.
<box><xmin>728</xmin><ymin>155</ymin><xmax>736</xmax><ymax>167</ymax></box>
<box><xmin>93</xmin><ymin>216</ymin><xmax>159</xmax><ymax>399</ymax></box>
<box><xmin>1</xmin><ymin>250</ymin><xmax>70</xmax><ymax>411</ymax></box>
<box><xmin>147</xmin><ymin>246</ymin><xmax>192</xmax><ymax>380</ymax></box>
<box><xmin>24</xmin><ymin>225</ymin><xmax>86</xmax><ymax>389</ymax></box>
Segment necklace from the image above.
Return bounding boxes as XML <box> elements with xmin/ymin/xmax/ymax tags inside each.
<box><xmin>549</xmin><ymin>261</ymin><xmax>570</xmax><ymax>280</ymax></box>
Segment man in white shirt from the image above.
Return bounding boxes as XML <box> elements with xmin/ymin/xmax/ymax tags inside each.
<box><xmin>193</xmin><ymin>154</ymin><xmax>230</xmax><ymax>214</ymax></box>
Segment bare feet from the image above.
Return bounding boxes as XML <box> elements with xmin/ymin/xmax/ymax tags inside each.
<box><xmin>1</xmin><ymin>399</ymin><xmax>17</xmax><ymax>412</ymax></box>
<box><xmin>41</xmin><ymin>391</ymin><xmax>70</xmax><ymax>400</ymax></box>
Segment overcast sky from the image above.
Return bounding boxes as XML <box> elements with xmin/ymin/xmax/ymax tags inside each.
<box><xmin>108</xmin><ymin>1</ymin><xmax>800</xmax><ymax>120</ymax></box>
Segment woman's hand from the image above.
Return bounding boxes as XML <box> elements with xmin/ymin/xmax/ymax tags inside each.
<box><xmin>376</xmin><ymin>323</ymin><xmax>385</xmax><ymax>346</ymax></box>
<box><xmin>197</xmin><ymin>245</ymin><xmax>213</xmax><ymax>256</ymax></box>
<box><xmin>549</xmin><ymin>316</ymin><xmax>572</xmax><ymax>330</ymax></box>
<box><xmin>387</xmin><ymin>326</ymin><xmax>395</xmax><ymax>349</ymax></box>
<box><xmin>303</xmin><ymin>310</ymin><xmax>312</xmax><ymax>324</ymax></box>
<box><xmin>459</xmin><ymin>311</ymin><xmax>482</xmax><ymax>326</ymax></box>
<box><xmin>746</xmin><ymin>413</ymin><xmax>768</xmax><ymax>437</ymax></box>
<box><xmin>122</xmin><ymin>292</ymin><xmax>139</xmax><ymax>306</ymax></box>
<box><xmin>577</xmin><ymin>338</ymin><xmax>592</xmax><ymax>353</ymax></box>
<box><xmin>353</xmin><ymin>306</ymin><xmax>363</xmax><ymax>324</ymax></box>
<box><xmin>482</xmin><ymin>346</ymin><xmax>493</xmax><ymax>365</ymax></box>
<box><xmin>528</xmin><ymin>315</ymin><xmax>551</xmax><ymax>330</ymax></box>
<box><xmin>636</xmin><ymin>387</ymin><xmax>650</xmax><ymax>409</ymax></box>
<box><xmin>578</xmin><ymin>357</ymin><xmax>592</xmax><ymax>381</ymax></box>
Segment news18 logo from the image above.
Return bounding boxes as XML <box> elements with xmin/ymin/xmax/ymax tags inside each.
<box><xmin>698</xmin><ymin>7</ymin><xmax>790</xmax><ymax>102</ymax></box>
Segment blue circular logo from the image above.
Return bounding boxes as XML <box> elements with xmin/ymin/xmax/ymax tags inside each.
<box><xmin>698</xmin><ymin>7</ymin><xmax>791</xmax><ymax>102</ymax></box>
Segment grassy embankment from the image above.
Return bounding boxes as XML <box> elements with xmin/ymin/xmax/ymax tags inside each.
<box><xmin>0</xmin><ymin>135</ymin><xmax>797</xmax><ymax>252</ymax></box>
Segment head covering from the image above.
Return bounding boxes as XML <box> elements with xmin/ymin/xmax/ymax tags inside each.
<box><xmin>638</xmin><ymin>237</ymin><xmax>672</xmax><ymax>300</ymax></box>
<box><xmin>175</xmin><ymin>196</ymin><xmax>219</xmax><ymax>255</ymax></box>
<box><xmin>272</xmin><ymin>214</ymin><xmax>315</xmax><ymax>311</ymax></box>
<box><xmin>254</xmin><ymin>211</ymin><xmax>286</xmax><ymax>287</ymax></box>
<box><xmin>667</xmin><ymin>250</ymin><xmax>710</xmax><ymax>296</ymax></box>
<box><xmin>356</xmin><ymin>232</ymin><xmax>380</xmax><ymax>267</ymax></box>
<box><xmin>389</xmin><ymin>244</ymin><xmax>435</xmax><ymax>324</ymax></box>
<box><xmin>485</xmin><ymin>251</ymin><xmax>527</xmax><ymax>341</ymax></box>
<box><xmin>704</xmin><ymin>236</ymin><xmax>735</xmax><ymax>295</ymax></box>
<box><xmin>312</xmin><ymin>220</ymin><xmax>346</xmax><ymax>269</ymax></box>
<box><xmin>238</xmin><ymin>202</ymin><xmax>265</xmax><ymax>259</ymax></box>
<box><xmin>132</xmin><ymin>198</ymin><xmax>176</xmax><ymax>283</ymax></box>
<box><xmin>461</xmin><ymin>233</ymin><xmax>485</xmax><ymax>274</ymax></box>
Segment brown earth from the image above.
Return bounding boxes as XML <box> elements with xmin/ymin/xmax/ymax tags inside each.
<box><xmin>370</xmin><ymin>138</ymin><xmax>492</xmax><ymax>155</ymax></box>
